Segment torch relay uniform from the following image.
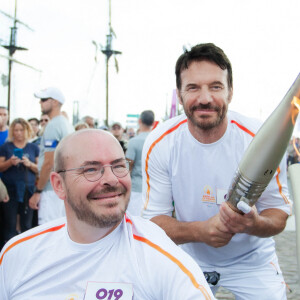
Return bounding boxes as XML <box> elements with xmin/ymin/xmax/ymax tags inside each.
<box><xmin>0</xmin><ymin>214</ymin><xmax>214</xmax><ymax>300</ymax></box>
<box><xmin>141</xmin><ymin>111</ymin><xmax>291</xmax><ymax>300</ymax></box>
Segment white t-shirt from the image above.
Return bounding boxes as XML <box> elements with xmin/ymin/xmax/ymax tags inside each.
<box><xmin>0</xmin><ymin>214</ymin><xmax>214</xmax><ymax>300</ymax></box>
<box><xmin>141</xmin><ymin>111</ymin><xmax>291</xmax><ymax>270</ymax></box>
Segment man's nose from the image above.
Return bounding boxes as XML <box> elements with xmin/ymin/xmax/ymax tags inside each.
<box><xmin>99</xmin><ymin>166</ymin><xmax>119</xmax><ymax>186</ymax></box>
<box><xmin>196</xmin><ymin>88</ymin><xmax>213</xmax><ymax>105</ymax></box>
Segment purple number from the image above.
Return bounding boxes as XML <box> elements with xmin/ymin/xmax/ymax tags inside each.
<box><xmin>96</xmin><ymin>288</ymin><xmax>123</xmax><ymax>300</ymax></box>
<box><xmin>107</xmin><ymin>289</ymin><xmax>114</xmax><ymax>300</ymax></box>
<box><xmin>114</xmin><ymin>289</ymin><xmax>123</xmax><ymax>300</ymax></box>
<box><xmin>96</xmin><ymin>288</ymin><xmax>108</xmax><ymax>299</ymax></box>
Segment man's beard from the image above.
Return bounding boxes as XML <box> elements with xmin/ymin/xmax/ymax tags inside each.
<box><xmin>66</xmin><ymin>185</ymin><xmax>129</xmax><ymax>228</ymax></box>
<box><xmin>183</xmin><ymin>102</ymin><xmax>228</xmax><ymax>130</ymax></box>
<box><xmin>41</xmin><ymin>108</ymin><xmax>51</xmax><ymax>115</ymax></box>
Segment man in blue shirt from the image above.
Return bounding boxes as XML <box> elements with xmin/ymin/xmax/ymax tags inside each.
<box><xmin>0</xmin><ymin>106</ymin><xmax>9</xmax><ymax>249</ymax></box>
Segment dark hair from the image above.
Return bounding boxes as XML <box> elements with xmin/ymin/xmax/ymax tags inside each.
<box><xmin>140</xmin><ymin>110</ymin><xmax>154</xmax><ymax>126</ymax></box>
<box><xmin>28</xmin><ymin>117</ymin><xmax>40</xmax><ymax>125</ymax></box>
<box><xmin>175</xmin><ymin>43</ymin><xmax>233</xmax><ymax>90</ymax></box>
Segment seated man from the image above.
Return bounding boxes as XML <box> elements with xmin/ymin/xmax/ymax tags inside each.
<box><xmin>0</xmin><ymin>129</ymin><xmax>214</xmax><ymax>300</ymax></box>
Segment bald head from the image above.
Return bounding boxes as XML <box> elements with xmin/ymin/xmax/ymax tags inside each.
<box><xmin>51</xmin><ymin>129</ymin><xmax>131</xmax><ymax>238</ymax></box>
<box><xmin>54</xmin><ymin>129</ymin><xmax>122</xmax><ymax>173</ymax></box>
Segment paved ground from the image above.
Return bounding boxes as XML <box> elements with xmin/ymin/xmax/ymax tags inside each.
<box><xmin>215</xmin><ymin>229</ymin><xmax>300</xmax><ymax>299</ymax></box>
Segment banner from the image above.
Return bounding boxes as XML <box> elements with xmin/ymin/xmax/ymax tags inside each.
<box><xmin>169</xmin><ymin>89</ymin><xmax>177</xmax><ymax>119</ymax></box>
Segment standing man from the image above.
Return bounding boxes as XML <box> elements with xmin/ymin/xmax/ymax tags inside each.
<box><xmin>126</xmin><ymin>110</ymin><xmax>154</xmax><ymax>215</ymax></box>
<box><xmin>110</xmin><ymin>122</ymin><xmax>127</xmax><ymax>153</ymax></box>
<box><xmin>29</xmin><ymin>87</ymin><xmax>74</xmax><ymax>224</ymax></box>
<box><xmin>142</xmin><ymin>43</ymin><xmax>291</xmax><ymax>299</ymax></box>
<box><xmin>28</xmin><ymin>117</ymin><xmax>40</xmax><ymax>144</ymax></box>
<box><xmin>0</xmin><ymin>129</ymin><xmax>214</xmax><ymax>300</ymax></box>
<box><xmin>40</xmin><ymin>113</ymin><xmax>50</xmax><ymax>129</ymax></box>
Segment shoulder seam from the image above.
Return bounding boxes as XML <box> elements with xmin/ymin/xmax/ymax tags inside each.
<box><xmin>0</xmin><ymin>223</ymin><xmax>65</xmax><ymax>265</ymax></box>
<box><xmin>231</xmin><ymin>119</ymin><xmax>255</xmax><ymax>137</ymax></box>
<box><xmin>143</xmin><ymin>118</ymin><xmax>187</xmax><ymax>210</ymax></box>
<box><xmin>132</xmin><ymin>232</ymin><xmax>211</xmax><ymax>299</ymax></box>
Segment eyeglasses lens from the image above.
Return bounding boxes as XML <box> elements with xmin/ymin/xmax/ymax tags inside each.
<box><xmin>83</xmin><ymin>161</ymin><xmax>129</xmax><ymax>182</ymax></box>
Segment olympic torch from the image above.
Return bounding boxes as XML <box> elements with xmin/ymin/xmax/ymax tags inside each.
<box><xmin>226</xmin><ymin>74</ymin><xmax>300</xmax><ymax>213</ymax></box>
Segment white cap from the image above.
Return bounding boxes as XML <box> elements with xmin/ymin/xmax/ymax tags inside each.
<box><xmin>34</xmin><ymin>87</ymin><xmax>65</xmax><ymax>104</ymax></box>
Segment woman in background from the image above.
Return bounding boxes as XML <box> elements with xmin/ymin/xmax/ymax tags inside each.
<box><xmin>0</xmin><ymin>118</ymin><xmax>39</xmax><ymax>244</ymax></box>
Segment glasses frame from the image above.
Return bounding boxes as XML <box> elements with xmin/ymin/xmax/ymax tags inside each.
<box><xmin>57</xmin><ymin>159</ymin><xmax>130</xmax><ymax>182</ymax></box>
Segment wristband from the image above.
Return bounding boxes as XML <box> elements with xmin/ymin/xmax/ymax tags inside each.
<box><xmin>34</xmin><ymin>187</ymin><xmax>43</xmax><ymax>193</ymax></box>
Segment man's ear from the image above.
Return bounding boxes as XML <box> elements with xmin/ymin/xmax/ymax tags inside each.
<box><xmin>228</xmin><ymin>88</ymin><xmax>233</xmax><ymax>104</ymax></box>
<box><xmin>177</xmin><ymin>89</ymin><xmax>183</xmax><ymax>105</ymax></box>
<box><xmin>50</xmin><ymin>171</ymin><xmax>67</xmax><ymax>201</ymax></box>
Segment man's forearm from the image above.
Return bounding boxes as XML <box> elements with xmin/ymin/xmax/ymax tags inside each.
<box><xmin>151</xmin><ymin>215</ymin><xmax>195</xmax><ymax>244</ymax></box>
<box><xmin>36</xmin><ymin>162</ymin><xmax>53</xmax><ymax>190</ymax></box>
<box><xmin>247</xmin><ymin>208</ymin><xmax>288</xmax><ymax>237</ymax></box>
<box><xmin>36</xmin><ymin>152</ymin><xmax>54</xmax><ymax>190</ymax></box>
<box><xmin>151</xmin><ymin>215</ymin><xmax>205</xmax><ymax>245</ymax></box>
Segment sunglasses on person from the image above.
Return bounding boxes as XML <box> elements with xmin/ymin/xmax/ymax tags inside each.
<box><xmin>40</xmin><ymin>118</ymin><xmax>49</xmax><ymax>123</ymax></box>
<box><xmin>40</xmin><ymin>98</ymin><xmax>51</xmax><ymax>102</ymax></box>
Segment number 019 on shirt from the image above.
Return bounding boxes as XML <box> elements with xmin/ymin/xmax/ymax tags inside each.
<box><xmin>85</xmin><ymin>282</ymin><xmax>133</xmax><ymax>300</ymax></box>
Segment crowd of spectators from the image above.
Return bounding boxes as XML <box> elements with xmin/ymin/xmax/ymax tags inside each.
<box><xmin>0</xmin><ymin>89</ymin><xmax>154</xmax><ymax>250</ymax></box>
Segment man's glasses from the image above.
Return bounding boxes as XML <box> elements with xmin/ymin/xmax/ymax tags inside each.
<box><xmin>57</xmin><ymin>159</ymin><xmax>130</xmax><ymax>182</ymax></box>
<box><xmin>40</xmin><ymin>119</ymin><xmax>48</xmax><ymax>123</ymax></box>
<box><xmin>40</xmin><ymin>98</ymin><xmax>51</xmax><ymax>102</ymax></box>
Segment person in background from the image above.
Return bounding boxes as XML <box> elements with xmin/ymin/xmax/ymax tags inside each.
<box><xmin>82</xmin><ymin>115</ymin><xmax>95</xmax><ymax>128</ymax></box>
<box><xmin>0</xmin><ymin>180</ymin><xmax>8</xmax><ymax>203</ymax></box>
<box><xmin>40</xmin><ymin>113</ymin><xmax>49</xmax><ymax>129</ymax></box>
<box><xmin>0</xmin><ymin>118</ymin><xmax>39</xmax><ymax>245</ymax></box>
<box><xmin>28</xmin><ymin>118</ymin><xmax>40</xmax><ymax>144</ymax></box>
<box><xmin>0</xmin><ymin>106</ymin><xmax>9</xmax><ymax>249</ymax></box>
<box><xmin>110</xmin><ymin>122</ymin><xmax>127</xmax><ymax>153</ymax></box>
<box><xmin>99</xmin><ymin>125</ymin><xmax>109</xmax><ymax>131</ymax></box>
<box><xmin>0</xmin><ymin>129</ymin><xmax>214</xmax><ymax>300</ymax></box>
<box><xmin>74</xmin><ymin>122</ymin><xmax>89</xmax><ymax>131</ymax></box>
<box><xmin>29</xmin><ymin>116</ymin><xmax>46</xmax><ymax>227</ymax></box>
<box><xmin>38</xmin><ymin>113</ymin><xmax>50</xmax><ymax>138</ymax></box>
<box><xmin>142</xmin><ymin>43</ymin><xmax>290</xmax><ymax>299</ymax></box>
<box><xmin>127</xmin><ymin>127</ymin><xmax>136</xmax><ymax>139</ymax></box>
<box><xmin>29</xmin><ymin>87</ymin><xmax>74</xmax><ymax>225</ymax></box>
<box><xmin>126</xmin><ymin>110</ymin><xmax>154</xmax><ymax>215</ymax></box>
<box><xmin>0</xmin><ymin>107</ymin><xmax>9</xmax><ymax>145</ymax></box>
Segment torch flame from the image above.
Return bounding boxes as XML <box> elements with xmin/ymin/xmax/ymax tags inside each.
<box><xmin>291</xmin><ymin>96</ymin><xmax>300</xmax><ymax>125</ymax></box>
